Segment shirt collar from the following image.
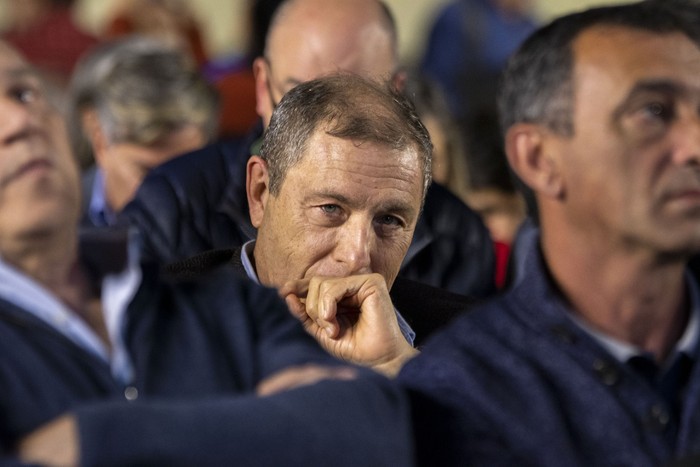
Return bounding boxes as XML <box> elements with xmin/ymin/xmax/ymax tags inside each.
<box><xmin>0</xmin><ymin>227</ymin><xmax>141</xmax><ymax>384</ymax></box>
<box><xmin>240</xmin><ymin>239</ymin><xmax>260</xmax><ymax>284</ymax></box>
<box><xmin>88</xmin><ymin>168</ymin><xmax>117</xmax><ymax>227</ymax></box>
<box><xmin>567</xmin><ymin>271</ymin><xmax>700</xmax><ymax>367</ymax></box>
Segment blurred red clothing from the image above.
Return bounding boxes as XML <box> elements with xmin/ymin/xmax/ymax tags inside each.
<box><xmin>493</xmin><ymin>240</ymin><xmax>511</xmax><ymax>289</ymax></box>
<box><xmin>105</xmin><ymin>14</ymin><xmax>208</xmax><ymax>67</ymax></box>
<box><xmin>4</xmin><ymin>6</ymin><xmax>98</xmax><ymax>85</ymax></box>
<box><xmin>213</xmin><ymin>66</ymin><xmax>259</xmax><ymax>138</ymax></box>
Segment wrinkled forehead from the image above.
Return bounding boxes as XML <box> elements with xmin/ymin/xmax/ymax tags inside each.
<box><xmin>572</xmin><ymin>26</ymin><xmax>700</xmax><ymax>100</ymax></box>
<box><xmin>0</xmin><ymin>41</ymin><xmax>29</xmax><ymax>70</ymax></box>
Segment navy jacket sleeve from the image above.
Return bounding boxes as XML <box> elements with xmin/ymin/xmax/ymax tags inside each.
<box><xmin>76</xmin><ymin>373</ymin><xmax>413</xmax><ymax>467</ymax></box>
<box><xmin>75</xmin><ymin>270</ymin><xmax>414</xmax><ymax>466</ymax></box>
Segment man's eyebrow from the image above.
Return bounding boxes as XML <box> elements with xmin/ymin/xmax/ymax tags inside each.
<box><xmin>6</xmin><ymin>67</ymin><xmax>40</xmax><ymax>80</ymax></box>
<box><xmin>305</xmin><ymin>191</ymin><xmax>416</xmax><ymax>217</ymax></box>
<box><xmin>612</xmin><ymin>79</ymin><xmax>691</xmax><ymax>120</ymax></box>
<box><xmin>305</xmin><ymin>191</ymin><xmax>351</xmax><ymax>205</ymax></box>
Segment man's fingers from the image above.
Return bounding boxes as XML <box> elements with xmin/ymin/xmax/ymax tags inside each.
<box><xmin>284</xmin><ymin>293</ymin><xmax>338</xmax><ymax>338</ymax></box>
<box><xmin>278</xmin><ymin>278</ymin><xmax>310</xmax><ymax>300</ymax></box>
<box><xmin>283</xmin><ymin>274</ymin><xmax>390</xmax><ymax>342</ymax></box>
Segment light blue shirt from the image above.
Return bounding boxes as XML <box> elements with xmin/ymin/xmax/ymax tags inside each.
<box><xmin>0</xmin><ymin>232</ymin><xmax>141</xmax><ymax>385</ymax></box>
<box><xmin>88</xmin><ymin>168</ymin><xmax>117</xmax><ymax>227</ymax></box>
<box><xmin>240</xmin><ymin>240</ymin><xmax>416</xmax><ymax>346</ymax></box>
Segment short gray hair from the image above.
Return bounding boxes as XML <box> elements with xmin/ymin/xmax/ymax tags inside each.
<box><xmin>260</xmin><ymin>73</ymin><xmax>432</xmax><ymax>201</ymax></box>
<box><xmin>68</xmin><ymin>36</ymin><xmax>219</xmax><ymax>160</ymax></box>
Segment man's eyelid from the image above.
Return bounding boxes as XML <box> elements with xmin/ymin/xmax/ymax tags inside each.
<box><xmin>9</xmin><ymin>80</ymin><xmax>42</xmax><ymax>102</ymax></box>
<box><xmin>642</xmin><ymin>100</ymin><xmax>670</xmax><ymax>117</ymax></box>
<box><xmin>377</xmin><ymin>213</ymin><xmax>407</xmax><ymax>228</ymax></box>
<box><xmin>317</xmin><ymin>203</ymin><xmax>345</xmax><ymax>216</ymax></box>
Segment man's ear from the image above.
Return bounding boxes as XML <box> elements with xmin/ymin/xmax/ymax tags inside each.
<box><xmin>247</xmin><ymin>155</ymin><xmax>270</xmax><ymax>228</ymax></box>
<box><xmin>504</xmin><ymin>123</ymin><xmax>565</xmax><ymax>200</ymax></box>
<box><xmin>391</xmin><ymin>68</ymin><xmax>407</xmax><ymax>93</ymax></box>
<box><xmin>252</xmin><ymin>57</ymin><xmax>272</xmax><ymax>125</ymax></box>
<box><xmin>81</xmin><ymin>110</ymin><xmax>108</xmax><ymax>166</ymax></box>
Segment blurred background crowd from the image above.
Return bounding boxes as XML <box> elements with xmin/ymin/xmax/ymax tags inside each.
<box><xmin>0</xmin><ymin>0</ymin><xmax>637</xmax><ymax>288</ymax></box>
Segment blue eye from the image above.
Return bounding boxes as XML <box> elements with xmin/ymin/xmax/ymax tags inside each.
<box><xmin>320</xmin><ymin>204</ymin><xmax>339</xmax><ymax>214</ymax></box>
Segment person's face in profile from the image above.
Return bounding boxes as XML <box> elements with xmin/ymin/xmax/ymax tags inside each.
<box><xmin>253</xmin><ymin>130</ymin><xmax>424</xmax><ymax>289</ymax></box>
<box><xmin>550</xmin><ymin>26</ymin><xmax>700</xmax><ymax>254</ymax></box>
<box><xmin>94</xmin><ymin>123</ymin><xmax>206</xmax><ymax>212</ymax></box>
<box><xmin>0</xmin><ymin>42</ymin><xmax>80</xmax><ymax>243</ymax></box>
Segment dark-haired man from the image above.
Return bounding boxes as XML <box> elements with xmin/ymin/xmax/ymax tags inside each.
<box><xmin>400</xmin><ymin>2</ymin><xmax>700</xmax><ymax>465</ymax></box>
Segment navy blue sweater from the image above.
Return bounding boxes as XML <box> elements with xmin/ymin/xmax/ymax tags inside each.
<box><xmin>400</xmin><ymin>247</ymin><xmax>700</xmax><ymax>467</ymax></box>
<box><xmin>0</xmin><ymin>263</ymin><xmax>413</xmax><ymax>466</ymax></box>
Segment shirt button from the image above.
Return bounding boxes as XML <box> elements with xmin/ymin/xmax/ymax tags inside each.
<box><xmin>646</xmin><ymin>404</ymin><xmax>670</xmax><ymax>432</ymax></box>
<box><xmin>550</xmin><ymin>325</ymin><xmax>577</xmax><ymax>345</ymax></box>
<box><xmin>124</xmin><ymin>386</ymin><xmax>139</xmax><ymax>401</ymax></box>
<box><xmin>592</xmin><ymin>359</ymin><xmax>620</xmax><ymax>386</ymax></box>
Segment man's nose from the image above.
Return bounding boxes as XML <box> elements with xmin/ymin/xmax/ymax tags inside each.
<box><xmin>334</xmin><ymin>220</ymin><xmax>373</xmax><ymax>274</ymax></box>
<box><xmin>0</xmin><ymin>97</ymin><xmax>34</xmax><ymax>146</ymax></box>
<box><xmin>672</xmin><ymin>113</ymin><xmax>700</xmax><ymax>166</ymax></box>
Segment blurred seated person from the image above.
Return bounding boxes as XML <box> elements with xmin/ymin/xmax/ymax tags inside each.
<box><xmin>0</xmin><ymin>40</ymin><xmax>411</xmax><ymax>467</ymax></box>
<box><xmin>404</xmin><ymin>72</ymin><xmax>524</xmax><ymax>287</ymax></box>
<box><xmin>421</xmin><ymin>0</ymin><xmax>537</xmax><ymax>122</ymax></box>
<box><xmin>209</xmin><ymin>0</ymin><xmax>285</xmax><ymax>139</ymax></box>
<box><xmin>68</xmin><ymin>36</ymin><xmax>219</xmax><ymax>227</ymax></box>
<box><xmin>122</xmin><ymin>0</ymin><xmax>496</xmax><ymax>299</ymax></box>
<box><xmin>463</xmin><ymin>110</ymin><xmax>526</xmax><ymax>287</ymax></box>
<box><xmin>2</xmin><ymin>0</ymin><xmax>98</xmax><ymax>88</ymax></box>
<box><xmin>403</xmin><ymin>70</ymin><xmax>471</xmax><ymax>204</ymax></box>
<box><xmin>104</xmin><ymin>0</ymin><xmax>208</xmax><ymax>66</ymax></box>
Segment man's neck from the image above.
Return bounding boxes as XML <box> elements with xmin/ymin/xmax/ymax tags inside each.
<box><xmin>541</xmin><ymin>226</ymin><xmax>689</xmax><ymax>363</ymax></box>
<box><xmin>2</xmin><ymin>227</ymin><xmax>105</xmax><ymax>333</ymax></box>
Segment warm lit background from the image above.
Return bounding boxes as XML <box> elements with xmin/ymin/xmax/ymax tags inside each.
<box><xmin>0</xmin><ymin>0</ymin><xmax>638</xmax><ymax>65</ymax></box>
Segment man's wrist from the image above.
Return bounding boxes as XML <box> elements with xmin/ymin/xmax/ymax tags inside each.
<box><xmin>373</xmin><ymin>345</ymin><xmax>420</xmax><ymax>378</ymax></box>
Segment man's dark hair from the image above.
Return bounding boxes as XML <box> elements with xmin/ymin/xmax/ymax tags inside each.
<box><xmin>497</xmin><ymin>0</ymin><xmax>699</xmax><ymax>221</ymax></box>
<box><xmin>260</xmin><ymin>73</ymin><xmax>433</xmax><ymax>200</ymax></box>
<box><xmin>498</xmin><ymin>0</ymin><xmax>700</xmax><ymax>138</ymax></box>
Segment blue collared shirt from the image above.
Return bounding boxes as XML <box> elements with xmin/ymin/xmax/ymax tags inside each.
<box><xmin>241</xmin><ymin>240</ymin><xmax>416</xmax><ymax>346</ymax></box>
<box><xmin>88</xmin><ymin>168</ymin><xmax>117</xmax><ymax>227</ymax></box>
<box><xmin>0</xmin><ymin>232</ymin><xmax>141</xmax><ymax>385</ymax></box>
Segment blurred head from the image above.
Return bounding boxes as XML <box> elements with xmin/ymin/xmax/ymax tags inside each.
<box><xmin>253</xmin><ymin>0</ymin><xmax>399</xmax><ymax>127</ymax></box>
<box><xmin>248</xmin><ymin>73</ymin><xmax>432</xmax><ymax>289</ymax></box>
<box><xmin>402</xmin><ymin>70</ymin><xmax>469</xmax><ymax>197</ymax></box>
<box><xmin>0</xmin><ymin>41</ymin><xmax>80</xmax><ymax>251</ymax></box>
<box><xmin>70</xmin><ymin>36</ymin><xmax>219</xmax><ymax>212</ymax></box>
<box><xmin>500</xmin><ymin>1</ymin><xmax>700</xmax><ymax>256</ymax></box>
